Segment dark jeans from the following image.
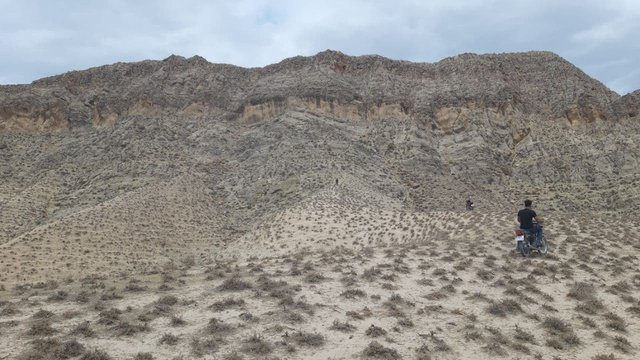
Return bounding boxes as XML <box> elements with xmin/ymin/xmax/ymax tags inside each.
<box><xmin>521</xmin><ymin>225</ymin><xmax>543</xmax><ymax>247</ymax></box>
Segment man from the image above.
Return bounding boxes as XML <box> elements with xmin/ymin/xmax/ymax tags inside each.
<box><xmin>466</xmin><ymin>198</ymin><xmax>474</xmax><ymax>210</ymax></box>
<box><xmin>517</xmin><ymin>199</ymin><xmax>542</xmax><ymax>247</ymax></box>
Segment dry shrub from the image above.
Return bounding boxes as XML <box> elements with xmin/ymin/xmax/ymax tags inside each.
<box><xmin>191</xmin><ymin>337</ymin><xmax>218</xmax><ymax>357</ymax></box>
<box><xmin>159</xmin><ymin>333</ymin><xmax>179</xmax><ymax>346</ymax></box>
<box><xmin>240</xmin><ymin>334</ymin><xmax>273</xmax><ymax>355</ymax></box>
<box><xmin>206</xmin><ymin>318</ymin><xmax>233</xmax><ymax>335</ymax></box>
<box><xmin>362</xmin><ymin>267</ymin><xmax>382</xmax><ymax>281</ymax></box>
<box><xmin>510</xmin><ymin>342</ymin><xmax>530</xmax><ymax>354</ymax></box>
<box><xmin>362</xmin><ymin>341</ymin><xmax>400</xmax><ymax>359</ymax></box>
<box><xmin>80</xmin><ymin>349</ymin><xmax>113</xmax><ymax>360</ymax></box>
<box><xmin>218</xmin><ymin>277</ymin><xmax>252</xmax><ymax>291</ymax></box>
<box><xmin>542</xmin><ymin>316</ymin><xmax>581</xmax><ymax>347</ymax></box>
<box><xmin>124</xmin><ymin>282</ymin><xmax>147</xmax><ymax>292</ymax></box>
<box><xmin>486</xmin><ymin>299</ymin><xmax>522</xmax><ymax>317</ymax></box>
<box><xmin>132</xmin><ymin>353</ymin><xmax>154</xmax><ymax>360</ymax></box>
<box><xmin>340</xmin><ymin>289</ymin><xmax>367</xmax><ymax>299</ymax></box>
<box><xmin>97</xmin><ymin>308</ymin><xmax>121</xmax><ymax>325</ymax></box>
<box><xmin>567</xmin><ymin>282</ymin><xmax>596</xmax><ymax>301</ymax></box>
<box><xmin>613</xmin><ymin>336</ymin><xmax>631</xmax><ymax>353</ymax></box>
<box><xmin>591</xmin><ymin>355</ymin><xmax>616</xmax><ymax>360</ymax></box>
<box><xmin>156</xmin><ymin>295</ymin><xmax>178</xmax><ymax>306</ymax></box>
<box><xmin>18</xmin><ymin>338</ymin><xmax>85</xmax><ymax>360</ymax></box>
<box><xmin>210</xmin><ymin>297</ymin><xmax>245</xmax><ymax>311</ymax></box>
<box><xmin>113</xmin><ymin>321</ymin><xmax>148</xmax><ymax>337</ymax></box>
<box><xmin>604</xmin><ymin>312</ymin><xmax>627</xmax><ymax>332</ymax></box>
<box><xmin>46</xmin><ymin>290</ymin><xmax>68</xmax><ymax>302</ymax></box>
<box><xmin>57</xmin><ymin>339</ymin><xmax>85</xmax><ymax>358</ymax></box>
<box><xmin>575</xmin><ymin>299</ymin><xmax>605</xmax><ymax>315</ymax></box>
<box><xmin>545</xmin><ymin>338</ymin><xmax>564</xmax><ymax>350</ymax></box>
<box><xmin>330</xmin><ymin>319</ymin><xmax>356</xmax><ymax>332</ymax></box>
<box><xmin>170</xmin><ymin>315</ymin><xmax>186</xmax><ymax>327</ymax></box>
<box><xmin>26</xmin><ymin>319</ymin><xmax>56</xmax><ymax>336</ymax></box>
<box><xmin>513</xmin><ymin>326</ymin><xmax>536</xmax><ymax>345</ymax></box>
<box><xmin>304</xmin><ymin>272</ymin><xmax>328</xmax><ymax>283</ymax></box>
<box><xmin>292</xmin><ymin>331</ymin><xmax>325</xmax><ymax>347</ymax></box>
<box><xmin>32</xmin><ymin>309</ymin><xmax>55</xmax><ymax>319</ymax></box>
<box><xmin>70</xmin><ymin>321</ymin><xmax>95</xmax><ymax>337</ymax></box>
<box><xmin>365</xmin><ymin>324</ymin><xmax>387</xmax><ymax>337</ymax></box>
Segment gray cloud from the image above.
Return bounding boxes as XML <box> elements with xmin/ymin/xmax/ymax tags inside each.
<box><xmin>1</xmin><ymin>0</ymin><xmax>638</xmax><ymax>94</ymax></box>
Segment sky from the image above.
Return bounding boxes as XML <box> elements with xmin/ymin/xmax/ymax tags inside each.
<box><xmin>1</xmin><ymin>0</ymin><xmax>639</xmax><ymax>94</ymax></box>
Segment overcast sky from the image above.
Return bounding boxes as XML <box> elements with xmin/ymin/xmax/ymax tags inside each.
<box><xmin>1</xmin><ymin>0</ymin><xmax>638</xmax><ymax>94</ymax></box>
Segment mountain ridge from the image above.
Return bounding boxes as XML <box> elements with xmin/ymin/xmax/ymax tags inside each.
<box><xmin>1</xmin><ymin>50</ymin><xmax>635</xmax><ymax>133</ymax></box>
<box><xmin>1</xmin><ymin>50</ymin><xmax>639</xmax><ymax>283</ymax></box>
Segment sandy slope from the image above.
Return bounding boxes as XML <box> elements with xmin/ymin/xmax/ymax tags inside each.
<box><xmin>1</xmin><ymin>195</ymin><xmax>638</xmax><ymax>359</ymax></box>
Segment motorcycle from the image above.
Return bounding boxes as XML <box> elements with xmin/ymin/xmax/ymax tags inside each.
<box><xmin>514</xmin><ymin>225</ymin><xmax>548</xmax><ymax>257</ymax></box>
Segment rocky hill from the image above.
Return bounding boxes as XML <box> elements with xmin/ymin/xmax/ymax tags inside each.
<box><xmin>1</xmin><ymin>50</ymin><xmax>639</xmax><ymax>284</ymax></box>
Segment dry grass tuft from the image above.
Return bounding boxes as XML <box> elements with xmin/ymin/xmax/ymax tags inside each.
<box><xmin>330</xmin><ymin>319</ymin><xmax>356</xmax><ymax>332</ymax></box>
<box><xmin>218</xmin><ymin>277</ymin><xmax>252</xmax><ymax>291</ymax></box>
<box><xmin>79</xmin><ymin>349</ymin><xmax>113</xmax><ymax>360</ymax></box>
<box><xmin>365</xmin><ymin>324</ymin><xmax>387</xmax><ymax>337</ymax></box>
<box><xmin>132</xmin><ymin>353</ymin><xmax>155</xmax><ymax>360</ymax></box>
<box><xmin>240</xmin><ymin>334</ymin><xmax>273</xmax><ymax>355</ymax></box>
<box><xmin>206</xmin><ymin>318</ymin><xmax>233</xmax><ymax>335</ymax></box>
<box><xmin>486</xmin><ymin>299</ymin><xmax>522</xmax><ymax>317</ymax></box>
<box><xmin>542</xmin><ymin>317</ymin><xmax>581</xmax><ymax>347</ymax></box>
<box><xmin>112</xmin><ymin>321</ymin><xmax>148</xmax><ymax>337</ymax></box>
<box><xmin>190</xmin><ymin>337</ymin><xmax>218</xmax><ymax>357</ymax></box>
<box><xmin>340</xmin><ymin>289</ymin><xmax>367</xmax><ymax>299</ymax></box>
<box><xmin>70</xmin><ymin>321</ymin><xmax>96</xmax><ymax>337</ymax></box>
<box><xmin>26</xmin><ymin>319</ymin><xmax>56</xmax><ymax>336</ymax></box>
<box><xmin>210</xmin><ymin>297</ymin><xmax>245</xmax><ymax>311</ymax></box>
<box><xmin>159</xmin><ymin>333</ymin><xmax>179</xmax><ymax>346</ymax></box>
<box><xmin>170</xmin><ymin>315</ymin><xmax>186</xmax><ymax>327</ymax></box>
<box><xmin>32</xmin><ymin>309</ymin><xmax>55</xmax><ymax>319</ymax></box>
<box><xmin>591</xmin><ymin>355</ymin><xmax>616</xmax><ymax>360</ymax></box>
<box><xmin>604</xmin><ymin>312</ymin><xmax>627</xmax><ymax>332</ymax></box>
<box><xmin>292</xmin><ymin>331</ymin><xmax>325</xmax><ymax>347</ymax></box>
<box><xmin>18</xmin><ymin>338</ymin><xmax>85</xmax><ymax>360</ymax></box>
<box><xmin>567</xmin><ymin>282</ymin><xmax>596</xmax><ymax>301</ymax></box>
<box><xmin>362</xmin><ymin>341</ymin><xmax>400</xmax><ymax>359</ymax></box>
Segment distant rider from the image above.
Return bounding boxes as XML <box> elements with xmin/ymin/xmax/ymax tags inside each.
<box><xmin>466</xmin><ymin>199</ymin><xmax>474</xmax><ymax>211</ymax></box>
<box><xmin>517</xmin><ymin>199</ymin><xmax>543</xmax><ymax>247</ymax></box>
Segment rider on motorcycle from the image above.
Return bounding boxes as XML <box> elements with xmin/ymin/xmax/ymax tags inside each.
<box><xmin>517</xmin><ymin>199</ymin><xmax>543</xmax><ymax>248</ymax></box>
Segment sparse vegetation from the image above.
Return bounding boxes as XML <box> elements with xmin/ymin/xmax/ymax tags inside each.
<box><xmin>0</xmin><ymin>202</ymin><xmax>637</xmax><ymax>359</ymax></box>
<box><xmin>218</xmin><ymin>277</ymin><xmax>252</xmax><ymax>291</ymax></box>
<box><xmin>365</xmin><ymin>324</ymin><xmax>387</xmax><ymax>337</ymax></box>
<box><xmin>292</xmin><ymin>331</ymin><xmax>325</xmax><ymax>347</ymax></box>
<box><xmin>362</xmin><ymin>341</ymin><xmax>400</xmax><ymax>359</ymax></box>
<box><xmin>240</xmin><ymin>334</ymin><xmax>273</xmax><ymax>355</ymax></box>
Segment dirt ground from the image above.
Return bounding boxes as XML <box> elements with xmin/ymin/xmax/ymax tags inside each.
<box><xmin>1</xmin><ymin>201</ymin><xmax>639</xmax><ymax>360</ymax></box>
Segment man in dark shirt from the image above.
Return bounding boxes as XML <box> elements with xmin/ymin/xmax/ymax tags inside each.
<box><xmin>517</xmin><ymin>199</ymin><xmax>542</xmax><ymax>247</ymax></box>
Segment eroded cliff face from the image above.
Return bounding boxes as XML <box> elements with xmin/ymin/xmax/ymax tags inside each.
<box><xmin>0</xmin><ymin>50</ymin><xmax>639</xmax><ymax>240</ymax></box>
<box><xmin>239</xmin><ymin>96</ymin><xmax>410</xmax><ymax>124</ymax></box>
<box><xmin>1</xmin><ymin>50</ymin><xmax>630</xmax><ymax>130</ymax></box>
